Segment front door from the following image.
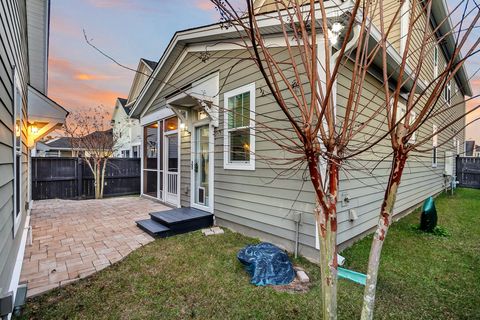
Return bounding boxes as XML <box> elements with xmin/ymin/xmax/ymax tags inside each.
<box><xmin>165</xmin><ymin>133</ymin><xmax>179</xmax><ymax>206</ymax></box>
<box><xmin>192</xmin><ymin>124</ymin><xmax>212</xmax><ymax>211</ymax></box>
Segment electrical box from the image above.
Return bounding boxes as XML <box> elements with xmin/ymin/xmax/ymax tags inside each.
<box><xmin>445</xmin><ymin>151</ymin><xmax>454</xmax><ymax>176</ymax></box>
<box><xmin>0</xmin><ymin>291</ymin><xmax>13</xmax><ymax>317</ymax></box>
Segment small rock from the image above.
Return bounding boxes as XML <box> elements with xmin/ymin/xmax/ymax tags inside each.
<box><xmin>211</xmin><ymin>227</ymin><xmax>224</xmax><ymax>235</ymax></box>
<box><xmin>202</xmin><ymin>229</ymin><xmax>215</xmax><ymax>236</ymax></box>
<box><xmin>293</xmin><ymin>266</ymin><xmax>304</xmax><ymax>272</ymax></box>
<box><xmin>296</xmin><ymin>270</ymin><xmax>310</xmax><ymax>283</ymax></box>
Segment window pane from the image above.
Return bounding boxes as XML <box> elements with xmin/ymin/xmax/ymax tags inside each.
<box><xmin>164</xmin><ymin>116</ymin><xmax>178</xmax><ymax>132</ymax></box>
<box><xmin>16</xmin><ymin>154</ymin><xmax>21</xmax><ymax>217</ymax></box>
<box><xmin>144</xmin><ymin>123</ymin><xmax>158</xmax><ymax>169</ymax></box>
<box><xmin>230</xmin><ymin>128</ymin><xmax>250</xmax><ymax>162</ymax></box>
<box><xmin>143</xmin><ymin>170</ymin><xmax>157</xmax><ymax>197</ymax></box>
<box><xmin>167</xmin><ymin>134</ymin><xmax>178</xmax><ymax>172</ymax></box>
<box><xmin>228</xmin><ymin>92</ymin><xmax>250</xmax><ymax>129</ymax></box>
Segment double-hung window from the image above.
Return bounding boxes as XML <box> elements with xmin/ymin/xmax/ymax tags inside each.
<box><xmin>396</xmin><ymin>102</ymin><xmax>417</xmax><ymax>143</ymax></box>
<box><xmin>432</xmin><ymin>124</ymin><xmax>438</xmax><ymax>168</ymax></box>
<box><xmin>433</xmin><ymin>46</ymin><xmax>439</xmax><ymax>79</ymax></box>
<box><xmin>13</xmin><ymin>68</ymin><xmax>23</xmax><ymax>237</ymax></box>
<box><xmin>223</xmin><ymin>83</ymin><xmax>255</xmax><ymax>170</ymax></box>
<box><xmin>444</xmin><ymin>76</ymin><xmax>451</xmax><ymax>105</ymax></box>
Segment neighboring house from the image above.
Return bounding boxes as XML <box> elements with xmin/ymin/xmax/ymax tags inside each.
<box><xmin>112</xmin><ymin>58</ymin><xmax>157</xmax><ymax>158</ymax></box>
<box><xmin>465</xmin><ymin>140</ymin><xmax>475</xmax><ymax>157</ymax></box>
<box><xmin>0</xmin><ymin>0</ymin><xmax>68</xmax><ymax>316</ymax></box>
<box><xmin>128</xmin><ymin>0</ymin><xmax>470</xmax><ymax>261</ymax></box>
<box><xmin>476</xmin><ymin>146</ymin><xmax>480</xmax><ymax>158</ymax></box>
<box><xmin>32</xmin><ymin>138</ymin><xmax>83</xmax><ymax>157</ymax></box>
<box><xmin>111</xmin><ymin>98</ymin><xmax>141</xmax><ymax>158</ymax></box>
<box><xmin>33</xmin><ymin>130</ymin><xmax>113</xmax><ymax>158</ymax></box>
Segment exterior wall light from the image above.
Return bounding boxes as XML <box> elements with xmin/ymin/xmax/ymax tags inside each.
<box><xmin>30</xmin><ymin>124</ymin><xmax>39</xmax><ymax>135</ymax></box>
<box><xmin>328</xmin><ymin>22</ymin><xmax>344</xmax><ymax>45</ymax></box>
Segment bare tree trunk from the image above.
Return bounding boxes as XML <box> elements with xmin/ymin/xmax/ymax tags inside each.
<box><xmin>95</xmin><ymin>161</ymin><xmax>101</xmax><ymax>199</ymax></box>
<box><xmin>99</xmin><ymin>158</ymin><xmax>108</xmax><ymax>199</ymax></box>
<box><xmin>317</xmin><ymin>202</ymin><xmax>338</xmax><ymax>320</ymax></box>
<box><xmin>307</xmin><ymin>147</ymin><xmax>339</xmax><ymax>320</ymax></box>
<box><xmin>361</xmin><ymin>151</ymin><xmax>407</xmax><ymax>320</ymax></box>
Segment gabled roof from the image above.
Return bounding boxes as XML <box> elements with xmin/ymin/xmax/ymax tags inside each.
<box><xmin>126</xmin><ymin>58</ymin><xmax>159</xmax><ymax>105</ymax></box>
<box><xmin>45</xmin><ymin>137</ymin><xmax>72</xmax><ymax>149</ymax></box>
<box><xmin>130</xmin><ymin>0</ymin><xmax>472</xmax><ymax>118</ymax></box>
<box><xmin>141</xmin><ymin>58</ymin><xmax>158</xmax><ymax>70</ymax></box>
<box><xmin>44</xmin><ymin>130</ymin><xmax>113</xmax><ymax>150</ymax></box>
<box><xmin>117</xmin><ymin>97</ymin><xmax>130</xmax><ymax>114</ymax></box>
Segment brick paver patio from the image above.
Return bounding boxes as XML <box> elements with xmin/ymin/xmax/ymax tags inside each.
<box><xmin>20</xmin><ymin>196</ymin><xmax>168</xmax><ymax>297</ymax></box>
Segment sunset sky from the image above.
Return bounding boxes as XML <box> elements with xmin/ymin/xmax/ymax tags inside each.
<box><xmin>48</xmin><ymin>0</ymin><xmax>480</xmax><ymax>143</ymax></box>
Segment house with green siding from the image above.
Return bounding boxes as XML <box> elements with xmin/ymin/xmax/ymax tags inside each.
<box><xmin>0</xmin><ymin>1</ymin><xmax>68</xmax><ymax>317</ymax></box>
<box><xmin>129</xmin><ymin>0</ymin><xmax>471</xmax><ymax>261</ymax></box>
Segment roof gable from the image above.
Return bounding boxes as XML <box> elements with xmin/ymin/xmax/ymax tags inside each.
<box><xmin>126</xmin><ymin>58</ymin><xmax>157</xmax><ymax>105</ymax></box>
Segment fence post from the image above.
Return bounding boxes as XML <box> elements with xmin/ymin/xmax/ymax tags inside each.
<box><xmin>77</xmin><ymin>157</ymin><xmax>83</xmax><ymax>199</ymax></box>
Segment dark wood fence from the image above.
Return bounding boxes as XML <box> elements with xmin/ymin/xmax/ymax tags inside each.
<box><xmin>32</xmin><ymin>157</ymin><xmax>141</xmax><ymax>200</ymax></box>
<box><xmin>456</xmin><ymin>157</ymin><xmax>480</xmax><ymax>189</ymax></box>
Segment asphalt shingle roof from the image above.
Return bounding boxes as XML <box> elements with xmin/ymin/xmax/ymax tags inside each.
<box><xmin>142</xmin><ymin>58</ymin><xmax>158</xmax><ymax>70</ymax></box>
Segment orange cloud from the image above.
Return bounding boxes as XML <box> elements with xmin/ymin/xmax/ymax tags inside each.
<box><xmin>195</xmin><ymin>0</ymin><xmax>215</xmax><ymax>11</ymax></box>
<box><xmin>48</xmin><ymin>57</ymin><xmax>127</xmax><ymax>114</ymax></box>
<box><xmin>75</xmin><ymin>73</ymin><xmax>111</xmax><ymax>81</ymax></box>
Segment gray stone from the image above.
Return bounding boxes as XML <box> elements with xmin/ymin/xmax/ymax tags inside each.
<box><xmin>296</xmin><ymin>270</ymin><xmax>310</xmax><ymax>283</ymax></box>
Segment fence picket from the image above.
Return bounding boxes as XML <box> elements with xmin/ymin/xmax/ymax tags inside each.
<box><xmin>32</xmin><ymin>157</ymin><xmax>141</xmax><ymax>200</ymax></box>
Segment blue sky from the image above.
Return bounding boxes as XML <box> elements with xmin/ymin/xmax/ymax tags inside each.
<box><xmin>48</xmin><ymin>0</ymin><xmax>480</xmax><ymax>142</ymax></box>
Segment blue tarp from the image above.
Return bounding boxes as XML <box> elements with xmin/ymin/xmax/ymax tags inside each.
<box><xmin>237</xmin><ymin>242</ymin><xmax>295</xmax><ymax>286</ymax></box>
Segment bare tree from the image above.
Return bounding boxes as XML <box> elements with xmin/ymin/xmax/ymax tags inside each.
<box><xmin>64</xmin><ymin>107</ymin><xmax>119</xmax><ymax>199</ymax></box>
<box><xmin>81</xmin><ymin>0</ymin><xmax>480</xmax><ymax>318</ymax></box>
<box><xmin>360</xmin><ymin>1</ymin><xmax>480</xmax><ymax>318</ymax></box>
<box><xmin>211</xmin><ymin>1</ymin><xmax>480</xmax><ymax>319</ymax></box>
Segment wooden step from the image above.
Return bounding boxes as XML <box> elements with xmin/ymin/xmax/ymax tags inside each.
<box><xmin>150</xmin><ymin>208</ymin><xmax>213</xmax><ymax>229</ymax></box>
<box><xmin>149</xmin><ymin>207</ymin><xmax>213</xmax><ymax>233</ymax></box>
<box><xmin>136</xmin><ymin>219</ymin><xmax>171</xmax><ymax>238</ymax></box>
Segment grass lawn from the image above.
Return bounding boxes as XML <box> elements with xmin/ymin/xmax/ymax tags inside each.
<box><xmin>18</xmin><ymin>189</ymin><xmax>480</xmax><ymax>319</ymax></box>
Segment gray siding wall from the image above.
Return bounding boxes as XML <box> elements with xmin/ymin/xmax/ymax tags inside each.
<box><xmin>0</xmin><ymin>0</ymin><xmax>29</xmax><ymax>293</ymax></box>
<box><xmin>142</xmin><ymin>42</ymin><xmax>466</xmax><ymax>261</ymax></box>
<box><xmin>144</xmin><ymin>49</ymin><xmax>320</xmax><ymax>258</ymax></box>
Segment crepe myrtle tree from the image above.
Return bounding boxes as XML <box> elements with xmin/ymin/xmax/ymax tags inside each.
<box><xmin>211</xmin><ymin>0</ymin><xmax>480</xmax><ymax>319</ymax></box>
<box><xmin>211</xmin><ymin>0</ymin><xmax>393</xmax><ymax>318</ymax></box>
<box><xmin>64</xmin><ymin>107</ymin><xmax>122</xmax><ymax>199</ymax></box>
<box><xmin>359</xmin><ymin>0</ymin><xmax>480</xmax><ymax>318</ymax></box>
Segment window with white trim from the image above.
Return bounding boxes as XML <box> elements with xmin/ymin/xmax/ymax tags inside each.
<box><xmin>13</xmin><ymin>68</ymin><xmax>23</xmax><ymax>237</ymax></box>
<box><xmin>433</xmin><ymin>46</ymin><xmax>439</xmax><ymax>79</ymax></box>
<box><xmin>432</xmin><ymin>124</ymin><xmax>438</xmax><ymax>168</ymax></box>
<box><xmin>396</xmin><ymin>102</ymin><xmax>417</xmax><ymax>143</ymax></box>
<box><xmin>444</xmin><ymin>78</ymin><xmax>451</xmax><ymax>105</ymax></box>
<box><xmin>400</xmin><ymin>0</ymin><xmax>411</xmax><ymax>58</ymax></box>
<box><xmin>223</xmin><ymin>83</ymin><xmax>255</xmax><ymax>170</ymax></box>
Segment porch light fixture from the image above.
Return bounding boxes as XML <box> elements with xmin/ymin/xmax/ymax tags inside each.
<box><xmin>328</xmin><ymin>22</ymin><xmax>344</xmax><ymax>45</ymax></box>
<box><xmin>15</xmin><ymin>123</ymin><xmax>21</xmax><ymax>137</ymax></box>
<box><xmin>30</xmin><ymin>124</ymin><xmax>39</xmax><ymax>135</ymax></box>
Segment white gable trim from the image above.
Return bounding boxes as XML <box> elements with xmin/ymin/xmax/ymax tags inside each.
<box><xmin>139</xmin><ymin>49</ymin><xmax>190</xmax><ymax>119</ymax></box>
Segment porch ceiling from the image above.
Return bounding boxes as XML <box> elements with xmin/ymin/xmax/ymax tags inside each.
<box><xmin>27</xmin><ymin>85</ymin><xmax>69</xmax><ymax>147</ymax></box>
